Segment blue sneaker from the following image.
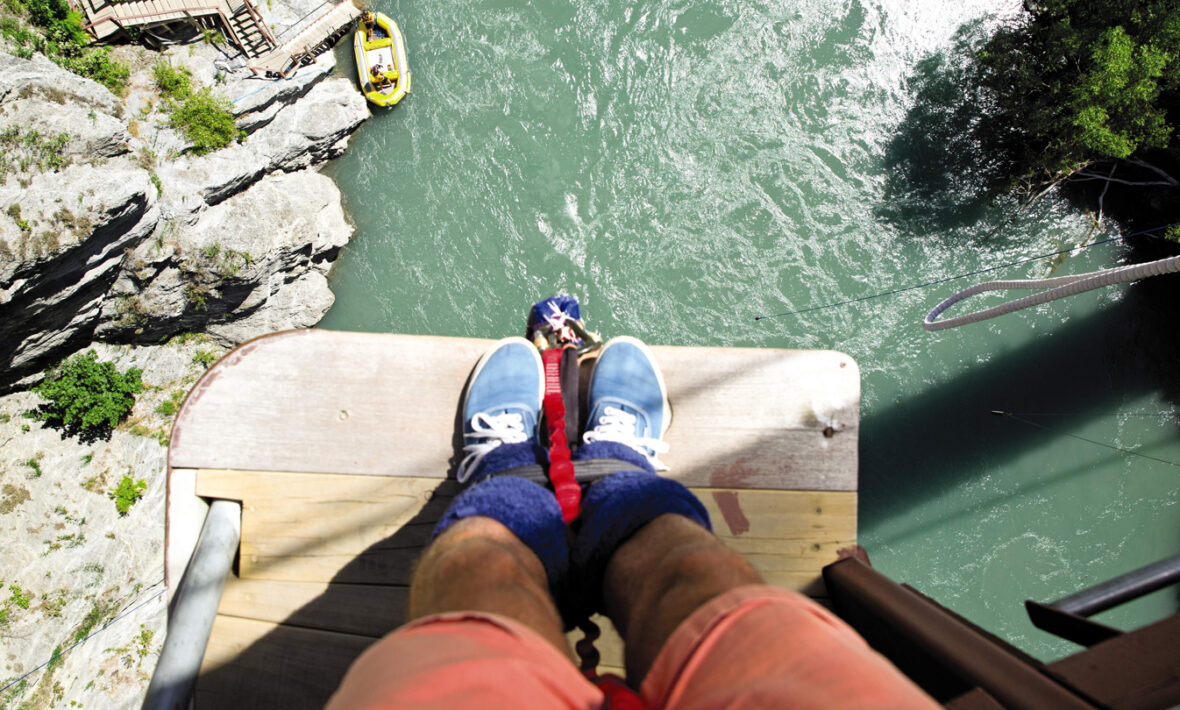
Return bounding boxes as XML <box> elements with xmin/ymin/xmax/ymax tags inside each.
<box><xmin>583</xmin><ymin>336</ymin><xmax>670</xmax><ymax>469</ymax></box>
<box><xmin>457</xmin><ymin>337</ymin><xmax>544</xmax><ymax>483</ymax></box>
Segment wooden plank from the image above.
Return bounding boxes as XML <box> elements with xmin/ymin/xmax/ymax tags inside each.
<box><xmin>197</xmin><ymin>471</ymin><xmax>854</xmax><ymax>590</ymax></box>
<box><xmin>219</xmin><ymin>578</ymin><xmax>408</xmax><ymax>638</ymax></box>
<box><xmin>199</xmin><ymin>615</ymin><xmax>372</xmax><ymax>710</ymax></box>
<box><xmin>195</xmin><ymin>471</ymin><xmax>854</xmax><ymax>702</ymax></box>
<box><xmin>655</xmin><ymin>346</ymin><xmax>858</xmax><ymax>490</ymax></box>
<box><xmin>196</xmin><ymin>471</ymin><xmax>455</xmax><ymax>582</ymax></box>
<box><xmin>568</xmin><ymin>616</ymin><xmax>626</xmax><ymax>671</ymax></box>
<box><xmin>171</xmin><ymin>330</ymin><xmax>858</xmax><ymax>491</ymax></box>
<box><xmin>700</xmin><ymin>486</ymin><xmax>856</xmax><ymax>595</ymax></box>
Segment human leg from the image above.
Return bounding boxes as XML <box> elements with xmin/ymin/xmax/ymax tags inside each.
<box><xmin>422</xmin><ymin>336</ymin><xmax>569</xmax><ymax>650</ymax></box>
<box><xmin>327</xmin><ymin>337</ymin><xmax>601</xmax><ymax>709</ymax></box>
<box><xmin>588</xmin><ymin>493</ymin><xmax>936</xmax><ymax>710</ymax></box>
<box><xmin>567</xmin><ymin>337</ymin><xmax>735</xmax><ymax>679</ymax></box>
<box><xmin>602</xmin><ymin>513</ymin><xmax>760</xmax><ymax>683</ymax></box>
<box><xmin>567</xmin><ymin>338</ymin><xmax>714</xmax><ymax>625</ymax></box>
<box><xmin>572</xmin><ymin>338</ymin><xmax>935</xmax><ymax>708</ymax></box>
<box><xmin>409</xmin><ymin>515</ymin><xmax>570</xmax><ymax>654</ymax></box>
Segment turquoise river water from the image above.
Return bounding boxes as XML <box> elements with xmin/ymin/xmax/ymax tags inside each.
<box><xmin>321</xmin><ymin>0</ymin><xmax>1179</xmax><ymax>660</ymax></box>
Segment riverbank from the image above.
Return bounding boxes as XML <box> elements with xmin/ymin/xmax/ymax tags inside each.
<box><xmin>0</xmin><ymin>10</ymin><xmax>369</xmax><ymax>705</ymax></box>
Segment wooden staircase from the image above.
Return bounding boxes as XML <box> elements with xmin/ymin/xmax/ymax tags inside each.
<box><xmin>225</xmin><ymin>0</ymin><xmax>275</xmax><ymax>58</ymax></box>
<box><xmin>247</xmin><ymin>1</ymin><xmax>359</xmax><ymax>76</ymax></box>
<box><xmin>78</xmin><ymin>0</ymin><xmax>275</xmax><ymax>58</ymax></box>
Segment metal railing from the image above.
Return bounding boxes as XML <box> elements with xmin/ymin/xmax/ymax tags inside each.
<box><xmin>142</xmin><ymin>500</ymin><xmax>242</xmax><ymax>710</ymax></box>
<box><xmin>1025</xmin><ymin>553</ymin><xmax>1180</xmax><ymax>647</ymax></box>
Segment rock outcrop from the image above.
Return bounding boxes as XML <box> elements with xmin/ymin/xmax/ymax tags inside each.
<box><xmin>0</xmin><ymin>15</ymin><xmax>372</xmax><ymax>709</ymax></box>
<box><xmin>96</xmin><ymin>170</ymin><xmax>351</xmax><ymax>343</ymax></box>
<box><xmin>0</xmin><ymin>165</ymin><xmax>158</xmax><ymax>382</ymax></box>
<box><xmin>0</xmin><ymin>339</ymin><xmax>222</xmax><ymax>709</ymax></box>
<box><xmin>0</xmin><ymin>51</ymin><xmax>123</xmax><ymax>113</ymax></box>
<box><xmin>157</xmin><ymin>71</ymin><xmax>368</xmax><ymax>206</ymax></box>
<box><xmin>0</xmin><ymin>45</ymin><xmax>370</xmax><ymax>389</ymax></box>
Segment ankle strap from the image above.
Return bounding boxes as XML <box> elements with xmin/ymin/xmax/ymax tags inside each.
<box><xmin>491</xmin><ymin>458</ymin><xmax>645</xmax><ymax>485</ymax></box>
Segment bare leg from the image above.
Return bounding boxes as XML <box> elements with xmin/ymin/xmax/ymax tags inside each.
<box><xmin>603</xmin><ymin>514</ymin><xmax>761</xmax><ymax>684</ymax></box>
<box><xmin>408</xmin><ymin>516</ymin><xmax>572</xmax><ymax>657</ymax></box>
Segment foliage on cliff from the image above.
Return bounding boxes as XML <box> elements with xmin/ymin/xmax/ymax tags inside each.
<box><xmin>110</xmin><ymin>475</ymin><xmax>147</xmax><ymax>515</ymax></box>
<box><xmin>976</xmin><ymin>0</ymin><xmax>1179</xmax><ymax>187</ymax></box>
<box><xmin>1</xmin><ymin>0</ymin><xmax>129</xmax><ymax>93</ymax></box>
<box><xmin>154</xmin><ymin>60</ymin><xmax>240</xmax><ymax>155</ymax></box>
<box><xmin>33</xmin><ymin>350</ymin><xmax>143</xmax><ymax>435</ymax></box>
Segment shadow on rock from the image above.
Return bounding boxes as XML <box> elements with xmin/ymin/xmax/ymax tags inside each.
<box><xmin>28</xmin><ymin>405</ymin><xmax>116</xmax><ymax>444</ymax></box>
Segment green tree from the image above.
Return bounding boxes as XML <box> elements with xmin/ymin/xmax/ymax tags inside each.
<box><xmin>977</xmin><ymin>0</ymin><xmax>1179</xmax><ymax>186</ymax></box>
<box><xmin>33</xmin><ymin>351</ymin><xmax>143</xmax><ymax>434</ymax></box>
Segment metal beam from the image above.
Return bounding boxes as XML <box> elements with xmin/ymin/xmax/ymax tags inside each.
<box><xmin>1049</xmin><ymin>554</ymin><xmax>1180</xmax><ymax>617</ymax></box>
<box><xmin>142</xmin><ymin>499</ymin><xmax>241</xmax><ymax>710</ymax></box>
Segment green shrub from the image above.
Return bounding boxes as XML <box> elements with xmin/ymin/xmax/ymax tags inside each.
<box><xmin>73</xmin><ymin>598</ymin><xmax>116</xmax><ymax>642</ymax></box>
<box><xmin>59</xmin><ymin>47</ymin><xmax>130</xmax><ymax>94</ymax></box>
<box><xmin>0</xmin><ymin>127</ymin><xmax>70</xmax><ymax>178</ymax></box>
<box><xmin>169</xmin><ymin>88</ymin><xmax>238</xmax><ymax>155</ymax></box>
<box><xmin>33</xmin><ymin>351</ymin><xmax>143</xmax><ymax>433</ymax></box>
<box><xmin>150</xmin><ymin>60</ymin><xmax>238</xmax><ymax>154</ymax></box>
<box><xmin>110</xmin><ymin>475</ymin><xmax>147</xmax><ymax>515</ymax></box>
<box><xmin>155</xmin><ymin>388</ymin><xmax>186</xmax><ymax>417</ymax></box>
<box><xmin>152</xmin><ymin>60</ymin><xmax>191</xmax><ymax>101</ymax></box>
<box><xmin>0</xmin><ymin>16</ymin><xmax>45</xmax><ymax>57</ymax></box>
<box><xmin>23</xmin><ymin>0</ymin><xmax>70</xmax><ymax>28</ymax></box>
<box><xmin>192</xmin><ymin>349</ymin><xmax>218</xmax><ymax>368</ymax></box>
<box><xmin>6</xmin><ymin>0</ymin><xmax>129</xmax><ymax>94</ymax></box>
<box><xmin>8</xmin><ymin>585</ymin><xmax>31</xmax><ymax>609</ymax></box>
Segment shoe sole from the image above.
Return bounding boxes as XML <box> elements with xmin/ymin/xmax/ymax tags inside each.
<box><xmin>465</xmin><ymin>336</ymin><xmax>545</xmax><ymax>413</ymax></box>
<box><xmin>588</xmin><ymin>335</ymin><xmax>672</xmax><ymax>436</ymax></box>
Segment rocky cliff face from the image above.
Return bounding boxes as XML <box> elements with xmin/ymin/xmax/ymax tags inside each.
<box><xmin>0</xmin><ymin>45</ymin><xmax>369</xmax><ymax>388</ymax></box>
<box><xmin>0</xmin><ymin>341</ymin><xmax>209</xmax><ymax>710</ymax></box>
<box><xmin>0</xmin><ymin>25</ymin><xmax>372</xmax><ymax>709</ymax></box>
<box><xmin>97</xmin><ymin>170</ymin><xmax>351</xmax><ymax>344</ymax></box>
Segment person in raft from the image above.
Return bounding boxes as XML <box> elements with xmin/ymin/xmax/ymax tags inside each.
<box><xmin>326</xmin><ymin>336</ymin><xmax>939</xmax><ymax>709</ymax></box>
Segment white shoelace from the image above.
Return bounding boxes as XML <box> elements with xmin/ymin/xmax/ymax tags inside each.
<box><xmin>457</xmin><ymin>411</ymin><xmax>530</xmax><ymax>483</ymax></box>
<box><xmin>583</xmin><ymin>405</ymin><xmax>670</xmax><ymax>470</ymax></box>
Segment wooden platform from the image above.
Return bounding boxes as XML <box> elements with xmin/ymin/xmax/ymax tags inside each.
<box><xmin>247</xmin><ymin>1</ymin><xmax>360</xmax><ymax>76</ymax></box>
<box><xmin>166</xmin><ymin>330</ymin><xmax>860</xmax><ymax>709</ymax></box>
<box><xmin>79</xmin><ymin>0</ymin><xmax>276</xmax><ymax>57</ymax></box>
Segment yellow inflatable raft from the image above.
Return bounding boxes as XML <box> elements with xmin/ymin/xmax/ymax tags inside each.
<box><xmin>355</xmin><ymin>11</ymin><xmax>411</xmax><ymax>107</ymax></box>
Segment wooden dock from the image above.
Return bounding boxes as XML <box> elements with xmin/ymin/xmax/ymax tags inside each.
<box><xmin>166</xmin><ymin>330</ymin><xmax>860</xmax><ymax>709</ymax></box>
<box><xmin>78</xmin><ymin>0</ymin><xmax>276</xmax><ymax>57</ymax></box>
<box><xmin>247</xmin><ymin>1</ymin><xmax>360</xmax><ymax>77</ymax></box>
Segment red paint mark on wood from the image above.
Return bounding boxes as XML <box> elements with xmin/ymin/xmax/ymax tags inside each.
<box><xmin>712</xmin><ymin>491</ymin><xmax>750</xmax><ymax>537</ymax></box>
<box><xmin>709</xmin><ymin>458</ymin><xmax>757</xmax><ymax>488</ymax></box>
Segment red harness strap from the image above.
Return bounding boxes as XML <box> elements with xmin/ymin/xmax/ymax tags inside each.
<box><xmin>542</xmin><ymin>347</ymin><xmax>581</xmax><ymax>523</ymax></box>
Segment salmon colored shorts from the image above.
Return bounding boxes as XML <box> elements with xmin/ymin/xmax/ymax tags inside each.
<box><xmin>326</xmin><ymin>585</ymin><xmax>939</xmax><ymax>709</ymax></box>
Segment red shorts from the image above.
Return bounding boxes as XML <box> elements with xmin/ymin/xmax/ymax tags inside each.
<box><xmin>326</xmin><ymin>585</ymin><xmax>939</xmax><ymax>709</ymax></box>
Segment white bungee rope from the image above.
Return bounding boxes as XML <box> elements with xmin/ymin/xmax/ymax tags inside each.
<box><xmin>923</xmin><ymin>254</ymin><xmax>1180</xmax><ymax>331</ymax></box>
